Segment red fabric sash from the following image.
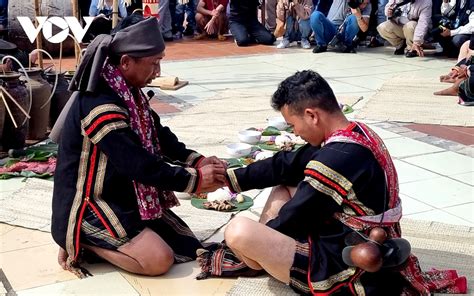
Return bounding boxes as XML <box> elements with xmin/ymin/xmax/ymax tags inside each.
<box><xmin>324</xmin><ymin>122</ymin><xmax>467</xmax><ymax>295</ymax></box>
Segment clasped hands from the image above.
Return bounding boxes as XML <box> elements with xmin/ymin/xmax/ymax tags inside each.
<box><xmin>196</xmin><ymin>156</ymin><xmax>228</xmax><ymax>192</ymax></box>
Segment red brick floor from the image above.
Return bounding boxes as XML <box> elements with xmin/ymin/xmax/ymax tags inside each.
<box><xmin>406</xmin><ymin>124</ymin><xmax>474</xmax><ymax>146</ymax></box>
<box><xmin>45</xmin><ymin>37</ymin><xmax>277</xmax><ymax>71</ymax></box>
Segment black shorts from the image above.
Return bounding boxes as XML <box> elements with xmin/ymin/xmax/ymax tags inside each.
<box><xmin>289</xmin><ymin>239</ymin><xmax>312</xmax><ymax>295</ymax></box>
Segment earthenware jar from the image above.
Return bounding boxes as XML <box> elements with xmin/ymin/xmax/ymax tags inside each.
<box><xmin>0</xmin><ymin>72</ymin><xmax>29</xmax><ymax>151</ymax></box>
<box><xmin>20</xmin><ymin>67</ymin><xmax>52</xmax><ymax>140</ymax></box>
<box><xmin>46</xmin><ymin>71</ymin><xmax>72</xmax><ymax>127</ymax></box>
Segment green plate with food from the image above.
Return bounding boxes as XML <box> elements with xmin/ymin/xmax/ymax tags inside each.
<box><xmin>191</xmin><ymin>195</ymin><xmax>254</xmax><ymax>212</ymax></box>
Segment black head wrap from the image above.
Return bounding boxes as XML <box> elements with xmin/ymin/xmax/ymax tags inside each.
<box><xmin>69</xmin><ymin>16</ymin><xmax>165</xmax><ymax>93</ymax></box>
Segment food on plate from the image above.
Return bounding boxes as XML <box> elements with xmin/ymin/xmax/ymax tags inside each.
<box><xmin>207</xmin><ymin>187</ymin><xmax>233</xmax><ymax>202</ymax></box>
<box><xmin>236</xmin><ymin>193</ymin><xmax>245</xmax><ymax>203</ymax></box>
<box><xmin>203</xmin><ymin>200</ymin><xmax>236</xmax><ymax>211</ymax></box>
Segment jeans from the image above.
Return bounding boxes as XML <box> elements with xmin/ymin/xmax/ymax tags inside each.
<box><xmin>310</xmin><ymin>11</ymin><xmax>359</xmax><ymax>46</ymax></box>
<box><xmin>174</xmin><ymin>0</ymin><xmax>196</xmax><ymax>33</ymax></box>
<box><xmin>284</xmin><ymin>16</ymin><xmax>311</xmax><ymax>42</ymax></box>
<box><xmin>0</xmin><ymin>0</ymin><xmax>8</xmax><ymax>27</ymax></box>
<box><xmin>158</xmin><ymin>0</ymin><xmax>173</xmax><ymax>37</ymax></box>
<box><xmin>312</xmin><ymin>0</ymin><xmax>332</xmax><ymax>16</ymax></box>
<box><xmin>229</xmin><ymin>18</ymin><xmax>276</xmax><ymax>46</ymax></box>
<box><xmin>377</xmin><ymin>0</ymin><xmax>388</xmax><ymax>25</ymax></box>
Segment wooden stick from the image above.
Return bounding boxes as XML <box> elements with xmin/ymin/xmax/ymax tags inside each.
<box><xmin>0</xmin><ymin>86</ymin><xmax>31</xmax><ymax>119</ymax></box>
<box><xmin>1</xmin><ymin>92</ymin><xmax>17</xmax><ymax>128</ymax></box>
<box><xmin>71</xmin><ymin>0</ymin><xmax>81</xmax><ymax>64</ymax></box>
<box><xmin>34</xmin><ymin>0</ymin><xmax>43</xmax><ymax>68</ymax></box>
<box><xmin>59</xmin><ymin>42</ymin><xmax>63</xmax><ymax>73</ymax></box>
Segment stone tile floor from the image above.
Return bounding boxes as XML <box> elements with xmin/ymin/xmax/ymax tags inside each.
<box><xmin>1</xmin><ymin>41</ymin><xmax>473</xmax><ymax>295</ymax></box>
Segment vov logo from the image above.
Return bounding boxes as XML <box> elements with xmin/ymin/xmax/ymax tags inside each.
<box><xmin>17</xmin><ymin>16</ymin><xmax>95</xmax><ymax>44</ymax></box>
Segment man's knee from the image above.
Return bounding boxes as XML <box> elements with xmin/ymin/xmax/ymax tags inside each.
<box><xmin>452</xmin><ymin>35</ymin><xmax>468</xmax><ymax>48</ymax></box>
<box><xmin>225</xmin><ymin>217</ymin><xmax>254</xmax><ymax>249</ymax></box>
<box><xmin>403</xmin><ymin>21</ymin><xmax>417</xmax><ymax>34</ymax></box>
<box><xmin>258</xmin><ymin>33</ymin><xmax>276</xmax><ymax>45</ymax></box>
<box><xmin>141</xmin><ymin>247</ymin><xmax>174</xmax><ymax>276</ymax></box>
<box><xmin>377</xmin><ymin>21</ymin><xmax>392</xmax><ymax>35</ymax></box>
<box><xmin>310</xmin><ymin>11</ymin><xmax>325</xmax><ymax>23</ymax></box>
<box><xmin>235</xmin><ymin>36</ymin><xmax>252</xmax><ymax>46</ymax></box>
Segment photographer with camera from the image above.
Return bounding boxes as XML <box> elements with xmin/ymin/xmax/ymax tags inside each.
<box><xmin>377</xmin><ymin>0</ymin><xmax>432</xmax><ymax>57</ymax></box>
<box><xmin>276</xmin><ymin>0</ymin><xmax>313</xmax><ymax>49</ymax></box>
<box><xmin>310</xmin><ymin>0</ymin><xmax>372</xmax><ymax>53</ymax></box>
<box><xmin>433</xmin><ymin>0</ymin><xmax>474</xmax><ymax>57</ymax></box>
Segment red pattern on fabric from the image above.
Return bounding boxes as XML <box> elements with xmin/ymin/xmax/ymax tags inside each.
<box><xmin>88</xmin><ymin>201</ymin><xmax>117</xmax><ymax>238</ymax></box>
<box><xmin>323</xmin><ymin>122</ymin><xmax>467</xmax><ymax>295</ymax></box>
<box><xmin>304</xmin><ymin>169</ymin><xmax>348</xmax><ymax>196</ymax></box>
<box><xmin>84</xmin><ymin>113</ymin><xmax>127</xmax><ymax>135</ymax></box>
<box><xmin>101</xmin><ymin>61</ymin><xmax>179</xmax><ymax>220</ymax></box>
<box><xmin>85</xmin><ymin>146</ymin><xmax>98</xmax><ymax>199</ymax></box>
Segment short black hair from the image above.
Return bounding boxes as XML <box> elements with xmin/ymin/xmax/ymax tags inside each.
<box><xmin>271</xmin><ymin>70</ymin><xmax>340</xmax><ymax>114</ymax></box>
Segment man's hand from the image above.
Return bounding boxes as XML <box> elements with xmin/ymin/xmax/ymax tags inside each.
<box><xmin>198</xmin><ymin>164</ymin><xmax>226</xmax><ymax>192</ymax></box>
<box><xmin>58</xmin><ymin>247</ymin><xmax>68</xmax><ymax>270</ymax></box>
<box><xmin>211</xmin><ymin>9</ymin><xmax>219</xmax><ymax>17</ymax></box>
<box><xmin>351</xmin><ymin>7</ymin><xmax>361</xmax><ymax>17</ymax></box>
<box><xmin>197</xmin><ymin>156</ymin><xmax>227</xmax><ymax>168</ymax></box>
<box><xmin>440</xmin><ymin>27</ymin><xmax>451</xmax><ymax>37</ymax></box>
<box><xmin>387</xmin><ymin>4</ymin><xmax>396</xmax><ymax>18</ymax></box>
<box><xmin>411</xmin><ymin>43</ymin><xmax>424</xmax><ymax>57</ymax></box>
<box><xmin>204</xmin><ymin>19</ymin><xmax>216</xmax><ymax>35</ymax></box>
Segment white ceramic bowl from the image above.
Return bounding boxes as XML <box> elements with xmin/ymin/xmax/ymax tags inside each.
<box><xmin>226</xmin><ymin>143</ymin><xmax>252</xmax><ymax>158</ymax></box>
<box><xmin>238</xmin><ymin>130</ymin><xmax>262</xmax><ymax>144</ymax></box>
<box><xmin>267</xmin><ymin>116</ymin><xmax>289</xmax><ymax>130</ymax></box>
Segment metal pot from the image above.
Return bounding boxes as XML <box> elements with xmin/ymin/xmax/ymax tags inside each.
<box><xmin>46</xmin><ymin>71</ymin><xmax>72</xmax><ymax>128</ymax></box>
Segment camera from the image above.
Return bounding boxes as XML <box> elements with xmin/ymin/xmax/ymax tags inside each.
<box><xmin>388</xmin><ymin>8</ymin><xmax>403</xmax><ymax>20</ymax></box>
<box><xmin>348</xmin><ymin>0</ymin><xmax>364</xmax><ymax>9</ymax></box>
<box><xmin>431</xmin><ymin>17</ymin><xmax>454</xmax><ymax>35</ymax></box>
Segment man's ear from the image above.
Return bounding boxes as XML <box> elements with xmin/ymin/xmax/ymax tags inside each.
<box><xmin>120</xmin><ymin>55</ymin><xmax>131</xmax><ymax>71</ymax></box>
<box><xmin>304</xmin><ymin>108</ymin><xmax>319</xmax><ymax>125</ymax></box>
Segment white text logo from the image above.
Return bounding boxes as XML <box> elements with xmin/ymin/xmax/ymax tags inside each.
<box><xmin>17</xmin><ymin>16</ymin><xmax>95</xmax><ymax>44</ymax></box>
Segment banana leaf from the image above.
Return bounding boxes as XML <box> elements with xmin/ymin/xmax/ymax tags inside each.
<box><xmin>262</xmin><ymin>126</ymin><xmax>281</xmax><ymax>136</ymax></box>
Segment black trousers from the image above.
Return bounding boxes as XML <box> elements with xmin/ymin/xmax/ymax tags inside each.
<box><xmin>229</xmin><ymin>18</ymin><xmax>276</xmax><ymax>46</ymax></box>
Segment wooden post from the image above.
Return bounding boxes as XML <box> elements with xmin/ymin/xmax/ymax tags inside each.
<box><xmin>34</xmin><ymin>0</ymin><xmax>43</xmax><ymax>68</ymax></box>
<box><xmin>112</xmin><ymin>0</ymin><xmax>119</xmax><ymax>28</ymax></box>
<box><xmin>71</xmin><ymin>0</ymin><xmax>81</xmax><ymax>64</ymax></box>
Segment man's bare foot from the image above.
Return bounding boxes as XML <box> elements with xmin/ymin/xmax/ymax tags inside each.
<box><xmin>434</xmin><ymin>86</ymin><xmax>459</xmax><ymax>96</ymax></box>
<box><xmin>217</xmin><ymin>34</ymin><xmax>226</xmax><ymax>41</ymax></box>
<box><xmin>58</xmin><ymin>247</ymin><xmax>68</xmax><ymax>270</ymax></box>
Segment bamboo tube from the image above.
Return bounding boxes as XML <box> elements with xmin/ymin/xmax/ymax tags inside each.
<box><xmin>1</xmin><ymin>93</ymin><xmax>18</xmax><ymax>128</ymax></box>
<box><xmin>0</xmin><ymin>86</ymin><xmax>31</xmax><ymax>119</ymax></box>
<box><xmin>112</xmin><ymin>0</ymin><xmax>119</xmax><ymax>28</ymax></box>
<box><xmin>71</xmin><ymin>0</ymin><xmax>81</xmax><ymax>64</ymax></box>
<box><xmin>34</xmin><ymin>0</ymin><xmax>43</xmax><ymax>68</ymax></box>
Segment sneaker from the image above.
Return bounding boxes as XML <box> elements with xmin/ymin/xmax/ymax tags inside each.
<box><xmin>394</xmin><ymin>42</ymin><xmax>406</xmax><ymax>55</ymax></box>
<box><xmin>173</xmin><ymin>31</ymin><xmax>183</xmax><ymax>40</ymax></box>
<box><xmin>277</xmin><ymin>38</ymin><xmax>290</xmax><ymax>49</ymax></box>
<box><xmin>312</xmin><ymin>45</ymin><xmax>327</xmax><ymax>53</ymax></box>
<box><xmin>405</xmin><ymin>50</ymin><xmax>417</xmax><ymax>58</ymax></box>
<box><xmin>163</xmin><ymin>35</ymin><xmax>174</xmax><ymax>42</ymax></box>
<box><xmin>341</xmin><ymin>44</ymin><xmax>356</xmax><ymax>53</ymax></box>
<box><xmin>301</xmin><ymin>38</ymin><xmax>311</xmax><ymax>49</ymax></box>
<box><xmin>183</xmin><ymin>26</ymin><xmax>195</xmax><ymax>36</ymax></box>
